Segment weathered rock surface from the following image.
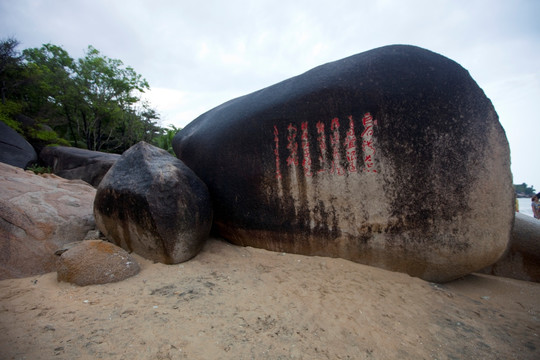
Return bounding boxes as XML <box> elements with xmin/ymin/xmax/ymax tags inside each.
<box><xmin>481</xmin><ymin>212</ymin><xmax>540</xmax><ymax>282</ymax></box>
<box><xmin>0</xmin><ymin>120</ymin><xmax>37</xmax><ymax>168</ymax></box>
<box><xmin>94</xmin><ymin>141</ymin><xmax>212</xmax><ymax>264</ymax></box>
<box><xmin>56</xmin><ymin>240</ymin><xmax>140</xmax><ymax>286</ymax></box>
<box><xmin>40</xmin><ymin>146</ymin><xmax>120</xmax><ymax>187</ymax></box>
<box><xmin>0</xmin><ymin>162</ymin><xmax>96</xmax><ymax>280</ymax></box>
<box><xmin>173</xmin><ymin>44</ymin><xmax>514</xmax><ymax>282</ymax></box>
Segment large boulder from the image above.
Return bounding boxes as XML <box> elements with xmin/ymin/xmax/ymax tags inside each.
<box><xmin>481</xmin><ymin>212</ymin><xmax>540</xmax><ymax>282</ymax></box>
<box><xmin>0</xmin><ymin>121</ymin><xmax>37</xmax><ymax>168</ymax></box>
<box><xmin>57</xmin><ymin>240</ymin><xmax>140</xmax><ymax>286</ymax></box>
<box><xmin>40</xmin><ymin>146</ymin><xmax>120</xmax><ymax>187</ymax></box>
<box><xmin>172</xmin><ymin>44</ymin><xmax>514</xmax><ymax>282</ymax></box>
<box><xmin>0</xmin><ymin>162</ymin><xmax>96</xmax><ymax>280</ymax></box>
<box><xmin>94</xmin><ymin>141</ymin><xmax>212</xmax><ymax>264</ymax></box>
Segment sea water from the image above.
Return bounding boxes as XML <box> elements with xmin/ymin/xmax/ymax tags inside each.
<box><xmin>517</xmin><ymin>197</ymin><xmax>535</xmax><ymax>218</ymax></box>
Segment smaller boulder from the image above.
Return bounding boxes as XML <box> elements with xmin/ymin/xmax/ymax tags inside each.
<box><xmin>481</xmin><ymin>212</ymin><xmax>540</xmax><ymax>282</ymax></box>
<box><xmin>94</xmin><ymin>141</ymin><xmax>212</xmax><ymax>264</ymax></box>
<box><xmin>0</xmin><ymin>121</ymin><xmax>37</xmax><ymax>168</ymax></box>
<box><xmin>40</xmin><ymin>146</ymin><xmax>120</xmax><ymax>187</ymax></box>
<box><xmin>57</xmin><ymin>240</ymin><xmax>140</xmax><ymax>286</ymax></box>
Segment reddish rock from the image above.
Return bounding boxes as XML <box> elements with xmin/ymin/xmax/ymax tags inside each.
<box><xmin>57</xmin><ymin>240</ymin><xmax>140</xmax><ymax>286</ymax></box>
<box><xmin>0</xmin><ymin>162</ymin><xmax>96</xmax><ymax>280</ymax></box>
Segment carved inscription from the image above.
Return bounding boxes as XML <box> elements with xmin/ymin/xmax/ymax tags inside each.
<box><xmin>330</xmin><ymin>118</ymin><xmax>345</xmax><ymax>176</ymax></box>
<box><xmin>361</xmin><ymin>113</ymin><xmax>377</xmax><ymax>173</ymax></box>
<box><xmin>274</xmin><ymin>113</ymin><xmax>377</xmax><ymax>179</ymax></box>
<box><xmin>301</xmin><ymin>122</ymin><xmax>313</xmax><ymax>177</ymax></box>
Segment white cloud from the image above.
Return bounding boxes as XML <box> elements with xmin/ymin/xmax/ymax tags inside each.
<box><xmin>1</xmin><ymin>0</ymin><xmax>539</xmax><ymax>184</ymax></box>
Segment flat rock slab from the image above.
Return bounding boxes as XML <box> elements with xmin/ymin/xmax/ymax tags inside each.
<box><xmin>0</xmin><ymin>162</ymin><xmax>96</xmax><ymax>280</ymax></box>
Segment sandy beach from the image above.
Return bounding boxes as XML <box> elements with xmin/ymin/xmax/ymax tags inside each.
<box><xmin>1</xmin><ymin>237</ymin><xmax>539</xmax><ymax>359</ymax></box>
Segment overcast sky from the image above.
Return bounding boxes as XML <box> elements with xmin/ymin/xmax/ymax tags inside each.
<box><xmin>1</xmin><ymin>0</ymin><xmax>539</xmax><ymax>187</ymax></box>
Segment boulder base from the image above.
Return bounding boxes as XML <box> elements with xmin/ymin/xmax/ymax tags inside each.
<box><xmin>173</xmin><ymin>44</ymin><xmax>514</xmax><ymax>282</ymax></box>
<box><xmin>94</xmin><ymin>142</ymin><xmax>212</xmax><ymax>264</ymax></box>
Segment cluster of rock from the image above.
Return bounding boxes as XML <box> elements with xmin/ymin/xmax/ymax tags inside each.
<box><xmin>1</xmin><ymin>44</ymin><xmax>536</xmax><ymax>285</ymax></box>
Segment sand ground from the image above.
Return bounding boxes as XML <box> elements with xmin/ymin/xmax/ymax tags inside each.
<box><xmin>1</xmin><ymin>238</ymin><xmax>539</xmax><ymax>359</ymax></box>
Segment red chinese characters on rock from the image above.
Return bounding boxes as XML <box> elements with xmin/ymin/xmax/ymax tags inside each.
<box><xmin>273</xmin><ymin>125</ymin><xmax>282</xmax><ymax>180</ymax></box>
<box><xmin>361</xmin><ymin>113</ymin><xmax>377</xmax><ymax>173</ymax></box>
<box><xmin>301</xmin><ymin>122</ymin><xmax>313</xmax><ymax>177</ymax></box>
<box><xmin>330</xmin><ymin>118</ymin><xmax>345</xmax><ymax>176</ymax></box>
<box><xmin>316</xmin><ymin>121</ymin><xmax>327</xmax><ymax>174</ymax></box>
<box><xmin>344</xmin><ymin>115</ymin><xmax>358</xmax><ymax>173</ymax></box>
<box><xmin>286</xmin><ymin>123</ymin><xmax>299</xmax><ymax>167</ymax></box>
<box><xmin>273</xmin><ymin>113</ymin><xmax>377</xmax><ymax>178</ymax></box>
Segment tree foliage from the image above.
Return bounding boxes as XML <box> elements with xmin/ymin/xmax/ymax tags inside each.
<box><xmin>0</xmin><ymin>37</ymin><xmax>25</xmax><ymax>104</ymax></box>
<box><xmin>514</xmin><ymin>183</ymin><xmax>536</xmax><ymax>196</ymax></box>
<box><xmin>0</xmin><ymin>38</ymin><xmax>176</xmax><ymax>153</ymax></box>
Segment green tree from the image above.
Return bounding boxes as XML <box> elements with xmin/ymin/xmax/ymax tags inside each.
<box><xmin>2</xmin><ymin>39</ymin><xmax>164</xmax><ymax>153</ymax></box>
<box><xmin>74</xmin><ymin>46</ymin><xmax>150</xmax><ymax>151</ymax></box>
<box><xmin>153</xmin><ymin>124</ymin><xmax>181</xmax><ymax>155</ymax></box>
<box><xmin>21</xmin><ymin>43</ymin><xmax>159</xmax><ymax>152</ymax></box>
<box><xmin>0</xmin><ymin>37</ymin><xmax>25</xmax><ymax>104</ymax></box>
<box><xmin>22</xmin><ymin>44</ymin><xmax>81</xmax><ymax>145</ymax></box>
<box><xmin>514</xmin><ymin>183</ymin><xmax>536</xmax><ymax>196</ymax></box>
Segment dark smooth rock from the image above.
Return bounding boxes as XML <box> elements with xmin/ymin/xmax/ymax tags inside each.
<box><xmin>0</xmin><ymin>120</ymin><xmax>37</xmax><ymax>168</ymax></box>
<box><xmin>40</xmin><ymin>146</ymin><xmax>120</xmax><ymax>187</ymax></box>
<box><xmin>172</xmin><ymin>44</ymin><xmax>514</xmax><ymax>282</ymax></box>
<box><xmin>94</xmin><ymin>141</ymin><xmax>212</xmax><ymax>264</ymax></box>
<box><xmin>57</xmin><ymin>240</ymin><xmax>140</xmax><ymax>286</ymax></box>
<box><xmin>481</xmin><ymin>212</ymin><xmax>540</xmax><ymax>282</ymax></box>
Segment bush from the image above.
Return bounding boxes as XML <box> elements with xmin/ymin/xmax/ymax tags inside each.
<box><xmin>28</xmin><ymin>126</ymin><xmax>71</xmax><ymax>149</ymax></box>
<box><xmin>0</xmin><ymin>100</ymin><xmax>24</xmax><ymax>133</ymax></box>
<box><xmin>26</xmin><ymin>164</ymin><xmax>52</xmax><ymax>174</ymax></box>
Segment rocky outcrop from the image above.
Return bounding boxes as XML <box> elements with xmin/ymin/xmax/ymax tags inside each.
<box><xmin>94</xmin><ymin>142</ymin><xmax>212</xmax><ymax>264</ymax></box>
<box><xmin>56</xmin><ymin>240</ymin><xmax>140</xmax><ymax>286</ymax></box>
<box><xmin>481</xmin><ymin>212</ymin><xmax>540</xmax><ymax>282</ymax></box>
<box><xmin>40</xmin><ymin>146</ymin><xmax>120</xmax><ymax>187</ymax></box>
<box><xmin>0</xmin><ymin>121</ymin><xmax>37</xmax><ymax>168</ymax></box>
<box><xmin>0</xmin><ymin>162</ymin><xmax>96</xmax><ymax>280</ymax></box>
<box><xmin>173</xmin><ymin>44</ymin><xmax>514</xmax><ymax>282</ymax></box>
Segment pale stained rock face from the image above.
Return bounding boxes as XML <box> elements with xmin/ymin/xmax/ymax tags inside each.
<box><xmin>56</xmin><ymin>240</ymin><xmax>140</xmax><ymax>286</ymax></box>
<box><xmin>94</xmin><ymin>142</ymin><xmax>212</xmax><ymax>264</ymax></box>
<box><xmin>0</xmin><ymin>162</ymin><xmax>96</xmax><ymax>280</ymax></box>
<box><xmin>172</xmin><ymin>44</ymin><xmax>514</xmax><ymax>282</ymax></box>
